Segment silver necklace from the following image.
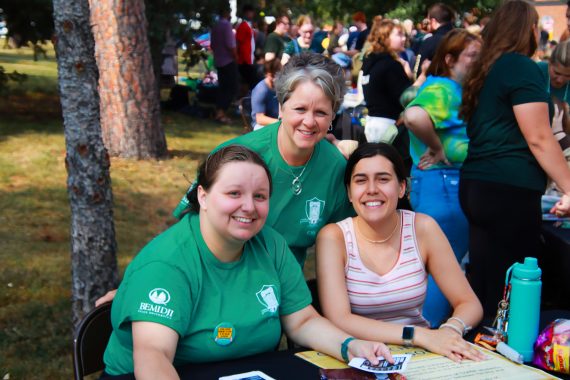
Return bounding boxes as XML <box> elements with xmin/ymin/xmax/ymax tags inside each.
<box><xmin>288</xmin><ymin>153</ymin><xmax>313</xmax><ymax>196</ymax></box>
<box><xmin>356</xmin><ymin>214</ymin><xmax>399</xmax><ymax>244</ymax></box>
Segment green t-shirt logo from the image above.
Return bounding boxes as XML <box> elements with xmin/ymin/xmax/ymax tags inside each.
<box><xmin>137</xmin><ymin>288</ymin><xmax>174</xmax><ymax>319</ymax></box>
<box><xmin>256</xmin><ymin>285</ymin><xmax>279</xmax><ymax>315</ymax></box>
<box><xmin>302</xmin><ymin>197</ymin><xmax>325</xmax><ymax>226</ymax></box>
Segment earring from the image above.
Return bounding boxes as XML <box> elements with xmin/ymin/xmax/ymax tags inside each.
<box><xmin>328</xmin><ymin>122</ymin><xmax>333</xmax><ymax>132</ymax></box>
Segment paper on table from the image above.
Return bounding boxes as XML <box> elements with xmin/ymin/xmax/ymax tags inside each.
<box><xmin>295</xmin><ymin>351</ymin><xmax>349</xmax><ymax>369</ymax></box>
<box><xmin>349</xmin><ymin>354</ymin><xmax>412</xmax><ymax>373</ymax></box>
<box><xmin>218</xmin><ymin>370</ymin><xmax>276</xmax><ymax>380</ymax></box>
<box><xmin>386</xmin><ymin>344</ymin><xmax>560</xmax><ymax>380</ymax></box>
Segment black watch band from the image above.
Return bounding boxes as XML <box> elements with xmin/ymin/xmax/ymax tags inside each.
<box><xmin>402</xmin><ymin>325</ymin><xmax>415</xmax><ymax>347</ymax></box>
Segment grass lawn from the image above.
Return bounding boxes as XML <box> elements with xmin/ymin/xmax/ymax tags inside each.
<box><xmin>0</xmin><ymin>43</ymin><xmax>270</xmax><ymax>379</ymax></box>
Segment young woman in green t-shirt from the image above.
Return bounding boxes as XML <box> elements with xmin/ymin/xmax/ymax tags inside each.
<box><xmin>100</xmin><ymin>145</ymin><xmax>392</xmax><ymax>378</ymax></box>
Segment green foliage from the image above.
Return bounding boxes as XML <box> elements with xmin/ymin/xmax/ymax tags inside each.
<box><xmin>385</xmin><ymin>0</ymin><xmax>425</xmax><ymax>21</ymax></box>
<box><xmin>382</xmin><ymin>0</ymin><xmax>499</xmax><ymax>22</ymax></box>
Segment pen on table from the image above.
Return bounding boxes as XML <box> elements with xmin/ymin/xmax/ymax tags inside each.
<box><xmin>496</xmin><ymin>342</ymin><xmax>523</xmax><ymax>364</ymax></box>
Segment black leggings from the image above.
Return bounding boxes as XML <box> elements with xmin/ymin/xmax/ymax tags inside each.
<box><xmin>459</xmin><ymin>178</ymin><xmax>542</xmax><ymax>318</ymax></box>
<box><xmin>216</xmin><ymin>61</ymin><xmax>239</xmax><ymax>110</ymax></box>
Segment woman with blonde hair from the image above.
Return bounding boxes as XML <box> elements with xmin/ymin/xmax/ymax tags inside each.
<box><xmin>459</xmin><ymin>0</ymin><xmax>570</xmax><ymax>317</ymax></box>
<box><xmin>361</xmin><ymin>20</ymin><xmax>413</xmax><ymax>190</ymax></box>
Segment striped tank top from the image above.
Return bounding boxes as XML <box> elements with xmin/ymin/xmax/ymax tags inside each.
<box><xmin>337</xmin><ymin>210</ymin><xmax>429</xmax><ymax>327</ymax></box>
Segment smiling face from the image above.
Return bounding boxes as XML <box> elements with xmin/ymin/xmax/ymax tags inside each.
<box><xmin>198</xmin><ymin>161</ymin><xmax>270</xmax><ymax>246</ymax></box>
<box><xmin>278</xmin><ymin>80</ymin><xmax>334</xmax><ymax>158</ymax></box>
<box><xmin>549</xmin><ymin>62</ymin><xmax>570</xmax><ymax>89</ymax></box>
<box><xmin>348</xmin><ymin>155</ymin><xmax>406</xmax><ymax>225</ymax></box>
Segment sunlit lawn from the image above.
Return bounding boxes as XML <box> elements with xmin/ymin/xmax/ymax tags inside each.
<box><xmin>0</xmin><ymin>43</ymin><xmax>253</xmax><ymax>379</ymax></box>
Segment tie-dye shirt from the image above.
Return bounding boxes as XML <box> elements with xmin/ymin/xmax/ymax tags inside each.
<box><xmin>406</xmin><ymin>75</ymin><xmax>468</xmax><ymax>169</ymax></box>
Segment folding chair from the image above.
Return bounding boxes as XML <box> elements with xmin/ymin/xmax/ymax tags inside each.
<box><xmin>238</xmin><ymin>95</ymin><xmax>253</xmax><ymax>133</ymax></box>
<box><xmin>73</xmin><ymin>302</ymin><xmax>113</xmax><ymax>380</ymax></box>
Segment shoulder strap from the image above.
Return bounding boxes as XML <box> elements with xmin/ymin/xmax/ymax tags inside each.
<box><xmin>293</xmin><ymin>39</ymin><xmax>301</xmax><ymax>54</ymax></box>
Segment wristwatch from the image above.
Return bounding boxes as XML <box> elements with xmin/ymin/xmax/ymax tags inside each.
<box><xmin>402</xmin><ymin>325</ymin><xmax>415</xmax><ymax>347</ymax></box>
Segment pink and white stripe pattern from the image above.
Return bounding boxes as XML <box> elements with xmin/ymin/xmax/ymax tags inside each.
<box><xmin>338</xmin><ymin>210</ymin><xmax>429</xmax><ymax>327</ymax></box>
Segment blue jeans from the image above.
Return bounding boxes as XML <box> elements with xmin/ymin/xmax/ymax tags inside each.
<box><xmin>410</xmin><ymin>166</ymin><xmax>469</xmax><ymax>327</ymax></box>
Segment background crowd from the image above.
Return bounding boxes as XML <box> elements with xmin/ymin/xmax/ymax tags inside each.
<box><xmin>98</xmin><ymin>0</ymin><xmax>570</xmax><ymax>377</ymax></box>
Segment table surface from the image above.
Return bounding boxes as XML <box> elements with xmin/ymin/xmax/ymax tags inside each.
<box><xmin>176</xmin><ymin>346</ymin><xmax>570</xmax><ymax>380</ymax></box>
<box><xmin>177</xmin><ymin>349</ymin><xmax>317</xmax><ymax>379</ymax></box>
<box><xmin>176</xmin><ymin>310</ymin><xmax>570</xmax><ymax>380</ymax></box>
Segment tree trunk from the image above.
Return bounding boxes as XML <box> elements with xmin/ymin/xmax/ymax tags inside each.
<box><xmin>53</xmin><ymin>0</ymin><xmax>119</xmax><ymax>327</ymax></box>
<box><xmin>90</xmin><ymin>0</ymin><xmax>167</xmax><ymax>159</ymax></box>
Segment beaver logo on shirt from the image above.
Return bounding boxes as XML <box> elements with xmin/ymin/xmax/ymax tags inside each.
<box><xmin>256</xmin><ymin>285</ymin><xmax>279</xmax><ymax>315</ymax></box>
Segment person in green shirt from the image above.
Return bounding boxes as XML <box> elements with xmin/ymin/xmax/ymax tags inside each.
<box><xmin>174</xmin><ymin>52</ymin><xmax>354</xmax><ymax>267</ymax></box>
<box><xmin>101</xmin><ymin>145</ymin><xmax>392</xmax><ymax>379</ymax></box>
<box><xmin>459</xmin><ymin>0</ymin><xmax>570</xmax><ymax>318</ymax></box>
<box><xmin>96</xmin><ymin>52</ymin><xmax>354</xmax><ymax>312</ymax></box>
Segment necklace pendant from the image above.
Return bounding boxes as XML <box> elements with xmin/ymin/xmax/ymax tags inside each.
<box><xmin>292</xmin><ymin>177</ymin><xmax>302</xmax><ymax>195</ymax></box>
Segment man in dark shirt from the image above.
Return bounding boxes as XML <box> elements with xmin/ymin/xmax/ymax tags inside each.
<box><xmin>417</xmin><ymin>3</ymin><xmax>455</xmax><ymax>68</ymax></box>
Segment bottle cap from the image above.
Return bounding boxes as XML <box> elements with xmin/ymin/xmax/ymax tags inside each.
<box><xmin>512</xmin><ymin>257</ymin><xmax>541</xmax><ymax>280</ymax></box>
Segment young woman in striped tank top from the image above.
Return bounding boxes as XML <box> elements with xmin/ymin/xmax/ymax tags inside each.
<box><xmin>316</xmin><ymin>143</ymin><xmax>484</xmax><ymax>363</ymax></box>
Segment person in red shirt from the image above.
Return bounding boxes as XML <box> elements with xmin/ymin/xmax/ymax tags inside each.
<box><xmin>236</xmin><ymin>4</ymin><xmax>259</xmax><ymax>90</ymax></box>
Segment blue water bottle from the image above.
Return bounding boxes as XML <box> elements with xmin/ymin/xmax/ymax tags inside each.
<box><xmin>506</xmin><ymin>257</ymin><xmax>542</xmax><ymax>362</ymax></box>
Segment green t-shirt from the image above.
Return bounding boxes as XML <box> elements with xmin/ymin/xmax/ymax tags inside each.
<box><xmin>264</xmin><ymin>32</ymin><xmax>289</xmax><ymax>59</ymax></box>
<box><xmin>103</xmin><ymin>213</ymin><xmax>311</xmax><ymax>375</ymax></box>
<box><xmin>461</xmin><ymin>53</ymin><xmax>550</xmax><ymax>192</ymax></box>
<box><xmin>537</xmin><ymin>60</ymin><xmax>569</xmax><ymax>104</ymax></box>
<box><xmin>217</xmin><ymin>122</ymin><xmax>354</xmax><ymax>265</ymax></box>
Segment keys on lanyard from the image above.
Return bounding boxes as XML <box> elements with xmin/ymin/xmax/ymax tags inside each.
<box><xmin>492</xmin><ymin>284</ymin><xmax>511</xmax><ymax>341</ymax></box>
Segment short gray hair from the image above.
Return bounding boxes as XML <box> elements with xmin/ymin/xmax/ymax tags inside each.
<box><xmin>274</xmin><ymin>52</ymin><xmax>347</xmax><ymax>114</ymax></box>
